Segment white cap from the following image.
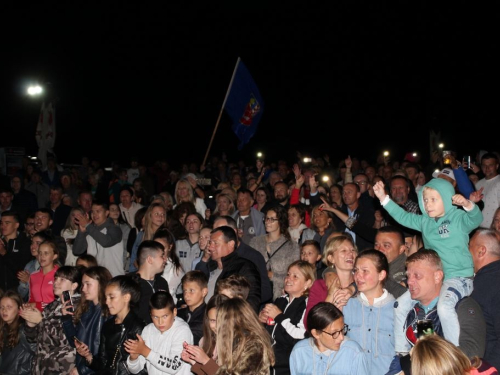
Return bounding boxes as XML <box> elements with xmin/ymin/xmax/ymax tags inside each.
<box><xmin>432</xmin><ymin>168</ymin><xmax>455</xmax><ymax>181</ymax></box>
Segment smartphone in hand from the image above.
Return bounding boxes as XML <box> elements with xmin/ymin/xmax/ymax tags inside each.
<box><xmin>62</xmin><ymin>290</ymin><xmax>74</xmax><ymax>313</ymax></box>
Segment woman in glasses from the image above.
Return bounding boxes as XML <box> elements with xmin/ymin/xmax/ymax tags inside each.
<box><xmin>250</xmin><ymin>205</ymin><xmax>300</xmax><ymax>302</ymax></box>
<box><xmin>290</xmin><ymin>302</ymin><xmax>369</xmax><ymax>374</ymax></box>
<box><xmin>342</xmin><ymin>249</ymin><xmax>395</xmax><ymax>374</ymax></box>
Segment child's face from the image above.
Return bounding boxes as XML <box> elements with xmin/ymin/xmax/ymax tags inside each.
<box><xmin>105</xmin><ymin>285</ymin><xmax>130</xmax><ymax>316</ymax></box>
<box><xmin>182</xmin><ymin>281</ymin><xmax>207</xmax><ymax>310</ymax></box>
<box><xmin>82</xmin><ymin>274</ymin><xmax>100</xmax><ymax>304</ymax></box>
<box><xmin>0</xmin><ymin>297</ymin><xmax>19</xmax><ymax>325</ymax></box>
<box><xmin>284</xmin><ymin>265</ymin><xmax>312</xmax><ymax>298</ymax></box>
<box><xmin>38</xmin><ymin>244</ymin><xmax>58</xmax><ymax>268</ymax></box>
<box><xmin>199</xmin><ymin>228</ymin><xmax>212</xmax><ymax>251</ymax></box>
<box><xmin>150</xmin><ymin>307</ymin><xmax>176</xmax><ymax>333</ymax></box>
<box><xmin>423</xmin><ymin>189</ymin><xmax>445</xmax><ymax>218</ymax></box>
<box><xmin>30</xmin><ymin>235</ymin><xmax>43</xmax><ymax>257</ymax></box>
<box><xmin>53</xmin><ymin>275</ymin><xmax>75</xmax><ymax>298</ymax></box>
<box><xmin>207</xmin><ymin>307</ymin><xmax>217</xmax><ymax>333</ymax></box>
<box><xmin>185</xmin><ymin>214</ymin><xmax>201</xmax><ymax>235</ymax></box>
<box><xmin>300</xmin><ymin>245</ymin><xmax>321</xmax><ymax>265</ymax></box>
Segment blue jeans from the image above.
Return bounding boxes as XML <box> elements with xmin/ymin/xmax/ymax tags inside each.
<box><xmin>394</xmin><ymin>276</ymin><xmax>473</xmax><ymax>352</ymax></box>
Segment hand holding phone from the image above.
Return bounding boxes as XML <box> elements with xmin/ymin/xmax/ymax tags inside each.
<box><xmin>62</xmin><ymin>290</ymin><xmax>74</xmax><ymax>313</ymax></box>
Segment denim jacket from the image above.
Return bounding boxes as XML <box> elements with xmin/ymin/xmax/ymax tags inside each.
<box><xmin>343</xmin><ymin>289</ymin><xmax>395</xmax><ymax>375</ymax></box>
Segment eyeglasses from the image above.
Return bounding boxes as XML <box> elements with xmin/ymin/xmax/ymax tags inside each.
<box><xmin>264</xmin><ymin>217</ymin><xmax>279</xmax><ymax>223</ymax></box>
<box><xmin>321</xmin><ymin>324</ymin><xmax>348</xmax><ymax>339</ymax></box>
<box><xmin>354</xmin><ymin>181</ymin><xmax>367</xmax><ymax>186</ymax></box>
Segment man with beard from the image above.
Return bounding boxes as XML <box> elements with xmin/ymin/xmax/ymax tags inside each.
<box><xmin>271</xmin><ymin>181</ymin><xmax>290</xmax><ymax>209</ymax></box>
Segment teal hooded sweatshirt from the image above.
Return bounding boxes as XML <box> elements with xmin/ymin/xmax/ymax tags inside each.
<box><xmin>383</xmin><ymin>178</ymin><xmax>482</xmax><ymax>279</ymax></box>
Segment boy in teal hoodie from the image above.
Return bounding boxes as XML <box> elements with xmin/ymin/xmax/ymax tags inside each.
<box><xmin>373</xmin><ymin>177</ymin><xmax>482</xmax><ymax>353</ymax></box>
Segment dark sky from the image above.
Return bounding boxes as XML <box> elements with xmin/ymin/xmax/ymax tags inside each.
<box><xmin>2</xmin><ymin>3</ymin><xmax>499</xmax><ymax>168</ymax></box>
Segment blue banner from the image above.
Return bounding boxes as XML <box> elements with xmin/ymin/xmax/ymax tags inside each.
<box><xmin>225</xmin><ymin>59</ymin><xmax>264</xmax><ymax>150</ymax></box>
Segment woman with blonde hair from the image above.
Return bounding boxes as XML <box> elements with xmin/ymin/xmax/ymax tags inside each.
<box><xmin>129</xmin><ymin>202</ymin><xmax>167</xmax><ymax>272</ymax></box>
<box><xmin>303</xmin><ymin>234</ymin><xmax>357</xmax><ymax>328</ymax></box>
<box><xmin>205</xmin><ymin>193</ymin><xmax>235</xmax><ymax>226</ymax></box>
<box><xmin>183</xmin><ymin>297</ymin><xmax>275</xmax><ymax>375</ymax></box>
<box><xmin>411</xmin><ymin>334</ymin><xmax>497</xmax><ymax>375</ymax></box>
<box><xmin>259</xmin><ymin>260</ymin><xmax>316</xmax><ymax>375</ymax></box>
<box><xmin>174</xmin><ymin>178</ymin><xmax>207</xmax><ymax>219</ymax></box>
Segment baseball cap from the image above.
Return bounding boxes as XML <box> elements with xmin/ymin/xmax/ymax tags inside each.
<box><xmin>432</xmin><ymin>168</ymin><xmax>455</xmax><ymax>181</ymax></box>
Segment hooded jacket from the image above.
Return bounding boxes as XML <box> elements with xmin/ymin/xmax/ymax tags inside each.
<box><xmin>382</xmin><ymin>178</ymin><xmax>482</xmax><ymax>279</ymax></box>
<box><xmin>343</xmin><ymin>290</ymin><xmax>395</xmax><ymax>375</ymax></box>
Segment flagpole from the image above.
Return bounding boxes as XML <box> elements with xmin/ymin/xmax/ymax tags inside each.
<box><xmin>202</xmin><ymin>57</ymin><xmax>242</xmax><ymax>167</ymax></box>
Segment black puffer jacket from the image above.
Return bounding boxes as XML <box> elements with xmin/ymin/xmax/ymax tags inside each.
<box><xmin>62</xmin><ymin>302</ymin><xmax>110</xmax><ymax>375</ymax></box>
<box><xmin>89</xmin><ymin>310</ymin><xmax>146</xmax><ymax>375</ymax></box>
<box><xmin>0</xmin><ymin>323</ymin><xmax>36</xmax><ymax>375</ymax></box>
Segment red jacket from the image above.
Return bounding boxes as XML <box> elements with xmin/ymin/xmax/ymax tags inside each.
<box><xmin>29</xmin><ymin>265</ymin><xmax>59</xmax><ymax>311</ymax></box>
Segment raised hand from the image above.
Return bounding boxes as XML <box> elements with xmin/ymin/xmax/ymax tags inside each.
<box><xmin>469</xmin><ymin>187</ymin><xmax>484</xmax><ymax>203</ymax></box>
<box><xmin>372</xmin><ymin>181</ymin><xmax>387</xmax><ymax>201</ymax></box>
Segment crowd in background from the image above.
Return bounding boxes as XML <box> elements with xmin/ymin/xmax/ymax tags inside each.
<box><xmin>0</xmin><ymin>147</ymin><xmax>499</xmax><ymax>375</ymax></box>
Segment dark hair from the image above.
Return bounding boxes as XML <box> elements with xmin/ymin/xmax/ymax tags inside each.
<box><xmin>92</xmin><ymin>201</ymin><xmax>109</xmax><ymax>210</ymax></box>
<box><xmin>137</xmin><ymin>240</ymin><xmax>165</xmax><ymax>267</ymax></box>
<box><xmin>301</xmin><ymin>239</ymin><xmax>321</xmax><ymax>253</ymax></box>
<box><xmin>211</xmin><ymin>225</ymin><xmax>237</xmax><ymax>245</ymax></box>
<box><xmin>149</xmin><ymin>290</ymin><xmax>175</xmax><ymax>311</ymax></box>
<box><xmin>107</xmin><ymin>275</ymin><xmax>141</xmax><ymax>307</ymax></box>
<box><xmin>266</xmin><ymin>205</ymin><xmax>291</xmax><ymax>240</ymax></box>
<box><xmin>76</xmin><ymin>254</ymin><xmax>98</xmax><ymax>268</ymax></box>
<box><xmin>289</xmin><ymin>204</ymin><xmax>306</xmax><ymax>222</ymax></box>
<box><xmin>356</xmin><ymin>249</ymin><xmax>389</xmax><ymax>286</ymax></box>
<box><xmin>236</xmin><ymin>187</ymin><xmax>253</xmax><ymax>198</ymax></box>
<box><xmin>55</xmin><ymin>266</ymin><xmax>83</xmax><ymax>293</ymax></box>
<box><xmin>153</xmin><ymin>228</ymin><xmax>182</xmax><ymax>272</ymax></box>
<box><xmin>307</xmin><ymin>302</ymin><xmax>343</xmax><ymax>333</ymax></box>
<box><xmin>481</xmin><ymin>152</ymin><xmax>499</xmax><ymax>163</ymax></box>
<box><xmin>74</xmin><ymin>266</ymin><xmax>112</xmax><ymax>323</ymax></box>
<box><xmin>255</xmin><ymin>186</ymin><xmax>271</xmax><ymax>201</ymax></box>
<box><xmin>181</xmin><ymin>270</ymin><xmax>208</xmax><ymax>289</ymax></box>
<box><xmin>0</xmin><ymin>210</ymin><xmax>19</xmax><ymax>223</ymax></box>
<box><xmin>185</xmin><ymin>212</ymin><xmax>205</xmax><ymax>228</ymax></box>
<box><xmin>376</xmin><ymin>225</ymin><xmax>405</xmax><ymax>245</ymax></box>
<box><xmin>119</xmin><ymin>185</ymin><xmax>134</xmax><ymax>196</ymax></box>
<box><xmin>35</xmin><ymin>207</ymin><xmax>53</xmax><ymax>220</ymax></box>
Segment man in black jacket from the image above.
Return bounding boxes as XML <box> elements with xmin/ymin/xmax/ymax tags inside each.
<box><xmin>0</xmin><ymin>210</ymin><xmax>31</xmax><ymax>292</ymax></box>
<box><xmin>196</xmin><ymin>215</ymin><xmax>272</xmax><ymax>306</ymax></box>
<box><xmin>206</xmin><ymin>226</ymin><xmax>261</xmax><ymax>312</ymax></box>
<box><xmin>133</xmin><ymin>240</ymin><xmax>169</xmax><ymax>325</ymax></box>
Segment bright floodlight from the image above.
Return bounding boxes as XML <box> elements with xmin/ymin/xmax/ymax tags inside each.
<box><xmin>27</xmin><ymin>85</ymin><xmax>43</xmax><ymax>96</ymax></box>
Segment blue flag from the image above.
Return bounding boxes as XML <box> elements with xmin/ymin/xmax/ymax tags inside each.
<box><xmin>224</xmin><ymin>59</ymin><xmax>264</xmax><ymax>150</ymax></box>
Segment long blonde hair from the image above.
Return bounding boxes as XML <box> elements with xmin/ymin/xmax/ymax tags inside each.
<box><xmin>411</xmin><ymin>335</ymin><xmax>477</xmax><ymax>375</ymax></box>
<box><xmin>143</xmin><ymin>203</ymin><xmax>167</xmax><ymax>241</ymax></box>
<box><xmin>174</xmin><ymin>179</ymin><xmax>195</xmax><ymax>205</ymax></box>
<box><xmin>215</xmin><ymin>298</ymin><xmax>275</xmax><ymax>375</ymax></box>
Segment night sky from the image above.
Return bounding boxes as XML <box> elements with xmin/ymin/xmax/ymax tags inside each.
<box><xmin>2</xmin><ymin>3</ymin><xmax>499</xmax><ymax>169</ymax></box>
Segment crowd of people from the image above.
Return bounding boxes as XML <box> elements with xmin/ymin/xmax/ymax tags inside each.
<box><xmin>0</xmin><ymin>147</ymin><xmax>500</xmax><ymax>374</ymax></box>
